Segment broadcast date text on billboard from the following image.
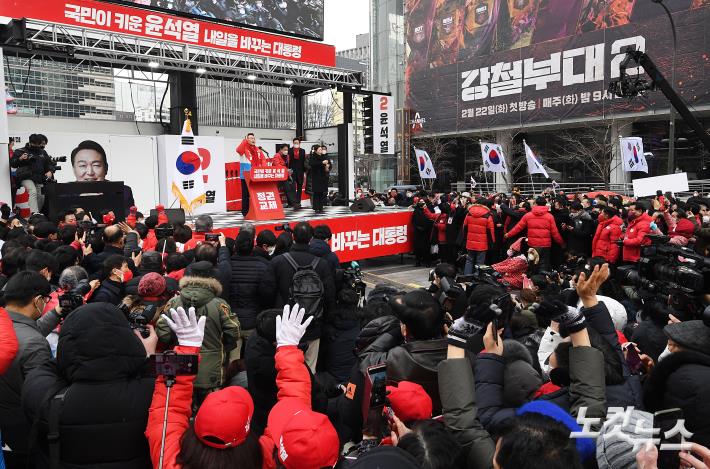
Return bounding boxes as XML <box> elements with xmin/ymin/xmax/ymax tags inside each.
<box><xmin>405</xmin><ymin>0</ymin><xmax>710</xmax><ymax>133</ymax></box>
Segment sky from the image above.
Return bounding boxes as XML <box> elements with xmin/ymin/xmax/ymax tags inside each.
<box><xmin>323</xmin><ymin>0</ymin><xmax>369</xmax><ymax>51</ymax></box>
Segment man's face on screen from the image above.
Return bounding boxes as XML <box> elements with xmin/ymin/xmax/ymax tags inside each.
<box><xmin>73</xmin><ymin>149</ymin><xmax>107</xmax><ymax>182</ymax></box>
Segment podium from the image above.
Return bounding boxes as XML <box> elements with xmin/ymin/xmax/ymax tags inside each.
<box><xmin>244</xmin><ymin>166</ymin><xmax>288</xmax><ymax>221</ymax></box>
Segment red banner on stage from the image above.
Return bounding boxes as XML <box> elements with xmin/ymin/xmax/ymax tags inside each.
<box><xmin>0</xmin><ymin>0</ymin><xmax>336</xmax><ymax>67</ymax></box>
<box><xmin>218</xmin><ymin>211</ymin><xmax>414</xmax><ymax>263</ymax></box>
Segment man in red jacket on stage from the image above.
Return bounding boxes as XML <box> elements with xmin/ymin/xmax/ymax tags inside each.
<box><xmin>504</xmin><ymin>197</ymin><xmax>564</xmax><ymax>271</ymax></box>
<box><xmin>462</xmin><ymin>198</ymin><xmax>496</xmax><ymax>274</ymax></box>
<box><xmin>622</xmin><ymin>202</ymin><xmax>652</xmax><ymax>263</ymax></box>
<box><xmin>237</xmin><ymin>133</ymin><xmax>267</xmax><ymax>217</ymax></box>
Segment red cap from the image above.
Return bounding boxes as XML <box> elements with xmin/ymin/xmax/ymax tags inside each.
<box><xmin>194</xmin><ymin>386</ymin><xmax>254</xmax><ymax>449</ymax></box>
<box><xmin>386</xmin><ymin>382</ymin><xmax>433</xmax><ymax>422</ymax></box>
<box><xmin>267</xmin><ymin>399</ymin><xmax>339</xmax><ymax>469</ymax></box>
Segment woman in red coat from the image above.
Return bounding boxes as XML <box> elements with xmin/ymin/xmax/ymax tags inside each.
<box><xmin>592</xmin><ymin>207</ymin><xmax>623</xmax><ymax>264</ymax></box>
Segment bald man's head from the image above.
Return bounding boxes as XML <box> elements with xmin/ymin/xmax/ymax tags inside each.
<box><xmin>102</xmin><ymin>225</ymin><xmax>124</xmax><ymax>247</ymax></box>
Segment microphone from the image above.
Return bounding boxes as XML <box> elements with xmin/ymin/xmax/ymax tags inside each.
<box><xmin>258</xmin><ymin>146</ymin><xmax>270</xmax><ymax>156</ymax></box>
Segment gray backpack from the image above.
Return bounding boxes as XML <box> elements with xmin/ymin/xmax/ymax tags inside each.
<box><xmin>283</xmin><ymin>253</ymin><xmax>324</xmax><ymax>321</ymax></box>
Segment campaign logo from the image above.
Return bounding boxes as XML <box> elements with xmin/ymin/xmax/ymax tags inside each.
<box><xmin>488</xmin><ymin>149</ymin><xmax>501</xmax><ymax>165</ymax></box>
<box><xmin>176</xmin><ymin>151</ymin><xmax>201</xmax><ymax>175</ymax></box>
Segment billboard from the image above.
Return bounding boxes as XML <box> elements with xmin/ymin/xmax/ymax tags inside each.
<box><xmin>103</xmin><ymin>0</ymin><xmax>324</xmax><ymax>40</ymax></box>
<box><xmin>0</xmin><ymin>0</ymin><xmax>335</xmax><ymax>67</ymax></box>
<box><xmin>405</xmin><ymin>0</ymin><xmax>710</xmax><ymax>134</ymax></box>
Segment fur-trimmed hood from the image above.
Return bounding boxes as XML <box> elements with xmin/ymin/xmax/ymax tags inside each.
<box><xmin>502</xmin><ymin>339</ymin><xmax>543</xmax><ymax>407</ymax></box>
<box><xmin>178</xmin><ymin>275</ymin><xmax>222</xmax><ymax>308</ymax></box>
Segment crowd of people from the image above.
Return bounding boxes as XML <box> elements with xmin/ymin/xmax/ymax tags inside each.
<box><xmin>0</xmin><ymin>183</ymin><xmax>709</xmax><ymax>469</ymax></box>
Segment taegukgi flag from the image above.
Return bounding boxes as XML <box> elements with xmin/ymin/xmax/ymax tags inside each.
<box><xmin>172</xmin><ymin>114</ymin><xmax>207</xmax><ymax>213</ymax></box>
<box><xmin>415</xmin><ymin>148</ymin><xmax>437</xmax><ymax>179</ymax></box>
<box><xmin>620</xmin><ymin>137</ymin><xmax>648</xmax><ymax>173</ymax></box>
<box><xmin>480</xmin><ymin>142</ymin><xmax>507</xmax><ymax>173</ymax></box>
<box><xmin>524</xmin><ymin>140</ymin><xmax>549</xmax><ymax>178</ymax></box>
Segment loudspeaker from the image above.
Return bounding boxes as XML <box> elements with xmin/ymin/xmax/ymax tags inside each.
<box><xmin>349</xmin><ymin>198</ymin><xmax>376</xmax><ymax>213</ymax></box>
<box><xmin>149</xmin><ymin>208</ymin><xmax>186</xmax><ymax>225</ymax></box>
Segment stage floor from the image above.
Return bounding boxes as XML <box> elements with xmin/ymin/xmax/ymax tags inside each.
<box><xmin>201</xmin><ymin>205</ymin><xmax>413</xmax><ymax>229</ymax></box>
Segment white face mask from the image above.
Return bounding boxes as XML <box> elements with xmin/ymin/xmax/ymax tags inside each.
<box><xmin>527</xmin><ymin>253</ymin><xmax>536</xmax><ymax>263</ymax></box>
<box><xmin>658</xmin><ymin>345</ymin><xmax>672</xmax><ymax>362</ymax></box>
<box><xmin>507</xmin><ymin>249</ymin><xmax>514</xmax><ymax>257</ymax></box>
<box><xmin>266</xmin><ymin>246</ymin><xmax>276</xmax><ymax>256</ymax></box>
<box><xmin>703</xmin><ymin>215</ymin><xmax>710</xmax><ymax>224</ymax></box>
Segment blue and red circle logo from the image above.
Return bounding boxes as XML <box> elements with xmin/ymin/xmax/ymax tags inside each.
<box><xmin>176</xmin><ymin>151</ymin><xmax>201</xmax><ymax>175</ymax></box>
<box><xmin>488</xmin><ymin>149</ymin><xmax>500</xmax><ymax>164</ymax></box>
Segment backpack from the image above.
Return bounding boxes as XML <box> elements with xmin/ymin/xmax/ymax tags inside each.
<box><xmin>283</xmin><ymin>253</ymin><xmax>324</xmax><ymax>321</ymax></box>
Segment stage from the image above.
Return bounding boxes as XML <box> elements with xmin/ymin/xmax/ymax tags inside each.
<box><xmin>201</xmin><ymin>205</ymin><xmax>414</xmax><ymax>263</ymax></box>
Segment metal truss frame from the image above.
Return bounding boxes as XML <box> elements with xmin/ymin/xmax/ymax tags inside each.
<box><xmin>15</xmin><ymin>19</ymin><xmax>363</xmax><ymax>91</ymax></box>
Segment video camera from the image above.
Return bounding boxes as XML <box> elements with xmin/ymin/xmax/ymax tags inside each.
<box><xmin>437</xmin><ymin>276</ymin><xmax>465</xmax><ymax>313</ymax></box>
<box><xmin>57</xmin><ymin>279</ymin><xmax>92</xmax><ymax>316</ymax></box>
<box><xmin>342</xmin><ymin>261</ymin><xmax>367</xmax><ymax>307</ymax></box>
<box><xmin>456</xmin><ymin>265</ymin><xmax>508</xmax><ymax>291</ymax></box>
<box><xmin>616</xmin><ymin>235</ymin><xmax>710</xmax><ymax>317</ymax></box>
<box><xmin>118</xmin><ymin>303</ymin><xmax>157</xmax><ymax>339</ymax></box>
<box><xmin>274</xmin><ymin>222</ymin><xmax>292</xmax><ymax>234</ymax></box>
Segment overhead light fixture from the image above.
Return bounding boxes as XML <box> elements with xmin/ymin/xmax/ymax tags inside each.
<box><xmin>148</xmin><ymin>60</ymin><xmax>160</xmax><ymax>69</ymax></box>
<box><xmin>247</xmin><ymin>74</ymin><xmax>257</xmax><ymax>81</ymax></box>
<box><xmin>196</xmin><ymin>67</ymin><xmax>206</xmax><ymax>74</ymax></box>
<box><xmin>285</xmin><ymin>79</ymin><xmax>294</xmax><ymax>85</ymax></box>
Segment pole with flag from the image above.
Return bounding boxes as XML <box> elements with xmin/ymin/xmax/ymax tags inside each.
<box><xmin>171</xmin><ymin>109</ymin><xmax>207</xmax><ymax>215</ymax></box>
<box><xmin>620</xmin><ymin>137</ymin><xmax>649</xmax><ymax>173</ymax></box>
<box><xmin>524</xmin><ymin>140</ymin><xmax>549</xmax><ymax>196</ymax></box>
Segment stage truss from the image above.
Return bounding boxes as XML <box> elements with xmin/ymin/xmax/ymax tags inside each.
<box><xmin>11</xmin><ymin>19</ymin><xmax>363</xmax><ymax>90</ymax></box>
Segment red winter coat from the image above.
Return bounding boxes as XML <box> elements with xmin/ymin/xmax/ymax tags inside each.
<box><xmin>463</xmin><ymin>205</ymin><xmax>495</xmax><ymax>251</ymax></box>
<box><xmin>145</xmin><ymin>345</ymin><xmax>200</xmax><ymax>469</ymax></box>
<box><xmin>434</xmin><ymin>213</ymin><xmax>448</xmax><ymax>244</ymax></box>
<box><xmin>622</xmin><ymin>212</ymin><xmax>652</xmax><ymax>262</ymax></box>
<box><xmin>0</xmin><ymin>307</ymin><xmax>18</xmax><ymax>374</ymax></box>
<box><xmin>672</xmin><ymin>217</ymin><xmax>696</xmax><ymax>239</ymax></box>
<box><xmin>259</xmin><ymin>346</ymin><xmax>312</xmax><ymax>469</ymax></box>
<box><xmin>506</xmin><ymin>205</ymin><xmax>564</xmax><ymax>248</ymax></box>
<box><xmin>492</xmin><ymin>256</ymin><xmax>527</xmax><ymax>289</ymax></box>
<box><xmin>592</xmin><ymin>215</ymin><xmax>623</xmax><ymax>264</ymax></box>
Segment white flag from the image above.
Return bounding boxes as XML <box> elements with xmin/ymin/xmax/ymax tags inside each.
<box><xmin>415</xmin><ymin>148</ymin><xmax>437</xmax><ymax>179</ymax></box>
<box><xmin>524</xmin><ymin>140</ymin><xmax>549</xmax><ymax>178</ymax></box>
<box><xmin>620</xmin><ymin>137</ymin><xmax>648</xmax><ymax>173</ymax></box>
<box><xmin>171</xmin><ymin>117</ymin><xmax>207</xmax><ymax>213</ymax></box>
<box><xmin>480</xmin><ymin>142</ymin><xmax>507</xmax><ymax>173</ymax></box>
<box><xmin>470</xmin><ymin>176</ymin><xmax>477</xmax><ymax>188</ymax></box>
<box><xmin>551</xmin><ymin>180</ymin><xmax>560</xmax><ymax>190</ymax></box>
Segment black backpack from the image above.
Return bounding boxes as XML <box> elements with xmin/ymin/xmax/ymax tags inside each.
<box><xmin>283</xmin><ymin>253</ymin><xmax>324</xmax><ymax>321</ymax></box>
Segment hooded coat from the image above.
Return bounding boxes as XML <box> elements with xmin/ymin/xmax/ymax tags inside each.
<box><xmin>158</xmin><ymin>276</ymin><xmax>240</xmax><ymax>389</ymax></box>
<box><xmin>622</xmin><ymin>212</ymin><xmax>652</xmax><ymax>262</ymax></box>
<box><xmin>506</xmin><ymin>205</ymin><xmax>564</xmax><ymax>248</ymax></box>
<box><xmin>566</xmin><ymin>210</ymin><xmax>594</xmax><ymax>256</ymax></box>
<box><xmin>21</xmin><ymin>303</ymin><xmax>154</xmax><ymax>469</ymax></box>
<box><xmin>463</xmin><ymin>205</ymin><xmax>495</xmax><ymax>252</ymax></box>
<box><xmin>592</xmin><ymin>215</ymin><xmax>623</xmax><ymax>263</ymax></box>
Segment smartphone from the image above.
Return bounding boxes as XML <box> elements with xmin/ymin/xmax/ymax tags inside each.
<box><xmin>149</xmin><ymin>352</ymin><xmax>199</xmax><ymax>377</ymax></box>
<box><xmin>367</xmin><ymin>364</ymin><xmax>388</xmax><ymax>408</ymax></box>
<box><xmin>625</xmin><ymin>344</ymin><xmax>643</xmax><ymax>374</ymax></box>
<box><xmin>205</xmin><ymin>233</ymin><xmax>220</xmax><ymax>242</ymax></box>
<box><xmin>655</xmin><ymin>408</ymin><xmax>684</xmax><ymax>469</ymax></box>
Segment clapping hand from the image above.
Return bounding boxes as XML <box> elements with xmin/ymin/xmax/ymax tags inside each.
<box><xmin>161</xmin><ymin>307</ymin><xmax>206</xmax><ymax>347</ymax></box>
<box><xmin>276</xmin><ymin>303</ymin><xmax>313</xmax><ymax>348</ymax></box>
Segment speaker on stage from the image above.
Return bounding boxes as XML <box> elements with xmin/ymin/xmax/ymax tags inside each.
<box><xmin>149</xmin><ymin>208</ymin><xmax>186</xmax><ymax>225</ymax></box>
<box><xmin>349</xmin><ymin>198</ymin><xmax>376</xmax><ymax>213</ymax></box>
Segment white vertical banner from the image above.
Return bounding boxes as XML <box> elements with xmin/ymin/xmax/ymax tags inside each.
<box><xmin>373</xmin><ymin>93</ymin><xmax>394</xmax><ymax>155</ymax></box>
<box><xmin>0</xmin><ymin>48</ymin><xmax>11</xmax><ymax>205</ymax></box>
<box><xmin>157</xmin><ymin>135</ymin><xmax>226</xmax><ymax>215</ymax></box>
<box><xmin>620</xmin><ymin>137</ymin><xmax>649</xmax><ymax>173</ymax></box>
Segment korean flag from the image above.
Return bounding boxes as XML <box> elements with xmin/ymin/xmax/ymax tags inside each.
<box><xmin>620</xmin><ymin>137</ymin><xmax>648</xmax><ymax>173</ymax></box>
<box><xmin>480</xmin><ymin>142</ymin><xmax>507</xmax><ymax>173</ymax></box>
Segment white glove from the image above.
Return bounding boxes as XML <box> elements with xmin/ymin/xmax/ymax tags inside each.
<box><xmin>161</xmin><ymin>306</ymin><xmax>206</xmax><ymax>347</ymax></box>
<box><xmin>276</xmin><ymin>303</ymin><xmax>313</xmax><ymax>348</ymax></box>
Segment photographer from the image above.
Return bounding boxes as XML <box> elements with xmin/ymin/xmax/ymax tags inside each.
<box><xmin>428</xmin><ymin>262</ymin><xmax>467</xmax><ymax>319</ymax></box>
<box><xmin>10</xmin><ymin>134</ymin><xmax>53</xmax><ymax>214</ymax></box>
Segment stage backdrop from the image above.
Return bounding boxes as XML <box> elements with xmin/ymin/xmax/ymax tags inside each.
<box><xmin>157</xmin><ymin>135</ymin><xmax>227</xmax><ymax>215</ymax></box>
<box><xmin>405</xmin><ymin>0</ymin><xmax>710</xmax><ymax>134</ymax></box>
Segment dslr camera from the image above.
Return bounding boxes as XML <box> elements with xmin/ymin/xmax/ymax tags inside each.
<box><xmin>58</xmin><ymin>280</ymin><xmax>92</xmax><ymax>316</ymax></box>
<box><xmin>118</xmin><ymin>303</ymin><xmax>157</xmax><ymax>339</ymax></box>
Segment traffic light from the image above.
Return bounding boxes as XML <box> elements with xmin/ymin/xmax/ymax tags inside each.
<box><xmin>362</xmin><ymin>94</ymin><xmax>374</xmax><ymax>154</ymax></box>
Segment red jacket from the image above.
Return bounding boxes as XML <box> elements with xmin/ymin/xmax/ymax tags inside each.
<box><xmin>492</xmin><ymin>256</ymin><xmax>527</xmax><ymax>289</ymax></box>
<box><xmin>183</xmin><ymin>232</ymin><xmax>206</xmax><ymax>252</ymax></box>
<box><xmin>143</xmin><ymin>230</ymin><xmax>158</xmax><ymax>252</ymax></box>
<box><xmin>434</xmin><ymin>213</ymin><xmax>448</xmax><ymax>244</ymax></box>
<box><xmin>145</xmin><ymin>345</ymin><xmax>200</xmax><ymax>469</ymax></box>
<box><xmin>507</xmin><ymin>205</ymin><xmax>564</xmax><ymax>248</ymax></box>
<box><xmin>463</xmin><ymin>205</ymin><xmax>495</xmax><ymax>251</ymax></box>
<box><xmin>622</xmin><ymin>212</ymin><xmax>652</xmax><ymax>262</ymax></box>
<box><xmin>0</xmin><ymin>307</ymin><xmax>18</xmax><ymax>374</ymax></box>
<box><xmin>592</xmin><ymin>215</ymin><xmax>623</xmax><ymax>263</ymax></box>
<box><xmin>259</xmin><ymin>346</ymin><xmax>312</xmax><ymax>469</ymax></box>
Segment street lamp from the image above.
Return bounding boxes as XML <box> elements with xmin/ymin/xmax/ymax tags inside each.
<box><xmin>652</xmin><ymin>0</ymin><xmax>678</xmax><ymax>174</ymax></box>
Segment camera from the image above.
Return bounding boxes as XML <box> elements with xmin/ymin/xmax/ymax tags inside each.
<box><xmin>342</xmin><ymin>261</ymin><xmax>367</xmax><ymax>307</ymax></box>
<box><xmin>204</xmin><ymin>233</ymin><xmax>220</xmax><ymax>242</ymax></box>
<box><xmin>58</xmin><ymin>280</ymin><xmax>92</xmax><ymax>316</ymax></box>
<box><xmin>155</xmin><ymin>225</ymin><xmax>175</xmax><ymax>240</ymax></box>
<box><xmin>274</xmin><ymin>222</ymin><xmax>292</xmax><ymax>233</ymax></box>
<box><xmin>149</xmin><ymin>351</ymin><xmax>198</xmax><ymax>377</ymax></box>
<box><xmin>616</xmin><ymin>235</ymin><xmax>710</xmax><ymax>317</ymax></box>
<box><xmin>456</xmin><ymin>265</ymin><xmax>508</xmax><ymax>290</ymax></box>
<box><xmin>437</xmin><ymin>276</ymin><xmax>465</xmax><ymax>312</ymax></box>
<box><xmin>119</xmin><ymin>303</ymin><xmax>157</xmax><ymax>339</ymax></box>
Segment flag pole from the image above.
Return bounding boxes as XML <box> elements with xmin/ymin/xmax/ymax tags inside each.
<box><xmin>478</xmin><ymin>139</ymin><xmax>489</xmax><ymax>196</ymax></box>
<box><xmin>523</xmin><ymin>140</ymin><xmax>535</xmax><ymax>197</ymax></box>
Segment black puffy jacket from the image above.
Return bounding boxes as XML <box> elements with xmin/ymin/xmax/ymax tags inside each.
<box><xmin>228</xmin><ymin>253</ymin><xmax>272</xmax><ymax>330</ymax></box>
<box><xmin>22</xmin><ymin>303</ymin><xmax>154</xmax><ymax>469</ymax></box>
<box><xmin>319</xmin><ymin>312</ymin><xmax>360</xmax><ymax>382</ymax></box>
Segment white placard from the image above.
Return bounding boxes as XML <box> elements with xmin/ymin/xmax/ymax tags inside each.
<box><xmin>157</xmin><ymin>135</ymin><xmax>226</xmax><ymax>215</ymax></box>
<box><xmin>632</xmin><ymin>173</ymin><xmax>689</xmax><ymax>198</ymax></box>
<box><xmin>373</xmin><ymin>94</ymin><xmax>394</xmax><ymax>155</ymax></box>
